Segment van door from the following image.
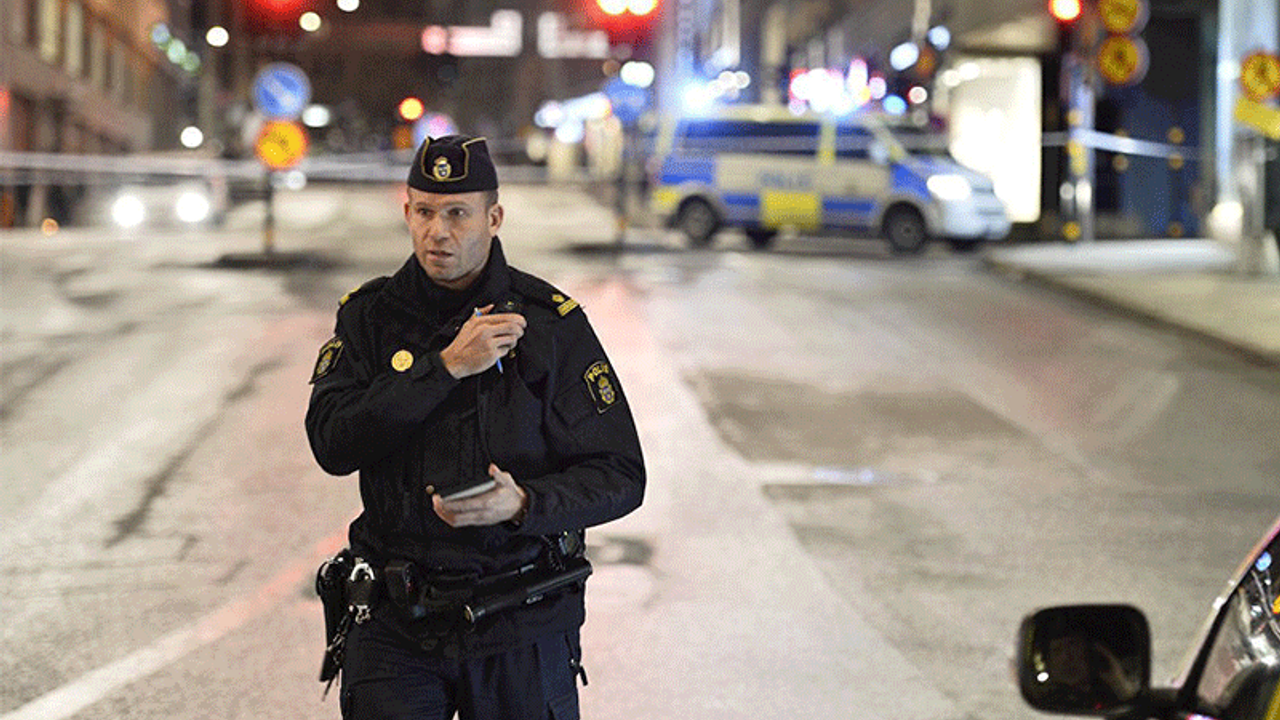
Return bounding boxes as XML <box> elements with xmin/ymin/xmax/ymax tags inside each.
<box><xmin>713</xmin><ymin>121</ymin><xmax>821</xmax><ymax>231</ymax></box>
<box><xmin>823</xmin><ymin>125</ymin><xmax>892</xmax><ymax>232</ymax></box>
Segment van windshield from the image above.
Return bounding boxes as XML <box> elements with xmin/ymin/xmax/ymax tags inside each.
<box><xmin>886</xmin><ymin>125</ymin><xmax>953</xmax><ymax>158</ymax></box>
<box><xmin>675</xmin><ymin>120</ymin><xmax>819</xmax><ymax>156</ymax></box>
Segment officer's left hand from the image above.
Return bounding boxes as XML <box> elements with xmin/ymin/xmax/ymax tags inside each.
<box><xmin>432</xmin><ymin>464</ymin><xmax>529</xmax><ymax>527</ymax></box>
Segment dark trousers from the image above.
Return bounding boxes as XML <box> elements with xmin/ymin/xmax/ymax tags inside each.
<box><xmin>340</xmin><ymin>616</ymin><xmax>583</xmax><ymax>720</ymax></box>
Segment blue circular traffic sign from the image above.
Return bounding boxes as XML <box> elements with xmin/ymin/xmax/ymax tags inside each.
<box><xmin>604</xmin><ymin>78</ymin><xmax>650</xmax><ymax>127</ymax></box>
<box><xmin>252</xmin><ymin>63</ymin><xmax>311</xmax><ymax>119</ymax></box>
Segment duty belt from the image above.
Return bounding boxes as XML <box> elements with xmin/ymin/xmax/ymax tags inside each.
<box><xmin>314</xmin><ymin>532</ymin><xmax>591</xmax><ymax>690</ymax></box>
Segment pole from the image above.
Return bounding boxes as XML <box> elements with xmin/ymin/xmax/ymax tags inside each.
<box><xmin>263</xmin><ymin>171</ymin><xmax>276</xmax><ymax>255</ymax></box>
<box><xmin>1060</xmin><ymin>19</ymin><xmax>1096</xmax><ymax>244</ymax></box>
<box><xmin>614</xmin><ymin>124</ymin><xmax>629</xmax><ymax>245</ymax></box>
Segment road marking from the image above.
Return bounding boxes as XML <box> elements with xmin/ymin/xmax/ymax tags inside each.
<box><xmin>1</xmin><ymin>532</ymin><xmax>345</xmax><ymax>720</ymax></box>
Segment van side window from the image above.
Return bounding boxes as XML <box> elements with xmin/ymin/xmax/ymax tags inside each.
<box><xmin>835</xmin><ymin>126</ymin><xmax>876</xmax><ymax>159</ymax></box>
<box><xmin>676</xmin><ymin>120</ymin><xmax>819</xmax><ymax>156</ymax></box>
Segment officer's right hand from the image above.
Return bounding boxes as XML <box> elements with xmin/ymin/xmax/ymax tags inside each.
<box><xmin>439</xmin><ymin>305</ymin><xmax>526</xmax><ymax>379</ymax></box>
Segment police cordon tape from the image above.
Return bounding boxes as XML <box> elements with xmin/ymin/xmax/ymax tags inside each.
<box><xmin>0</xmin><ymin>146</ymin><xmax>556</xmax><ymax>186</ymax></box>
<box><xmin>1041</xmin><ymin>129</ymin><xmax>1198</xmax><ymax>160</ymax></box>
<box><xmin>0</xmin><ymin>127</ymin><xmax>1196</xmax><ymax>187</ymax></box>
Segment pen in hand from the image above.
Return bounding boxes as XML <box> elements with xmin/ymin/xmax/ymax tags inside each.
<box><xmin>475</xmin><ymin>307</ymin><xmax>503</xmax><ymax>373</ymax></box>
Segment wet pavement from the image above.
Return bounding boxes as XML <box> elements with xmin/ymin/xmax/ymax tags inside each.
<box><xmin>984</xmin><ymin>238</ymin><xmax>1280</xmax><ymax>366</ymax></box>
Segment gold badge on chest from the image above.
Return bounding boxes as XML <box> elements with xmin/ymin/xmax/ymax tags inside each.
<box><xmin>391</xmin><ymin>349</ymin><xmax>414</xmax><ymax>372</ymax></box>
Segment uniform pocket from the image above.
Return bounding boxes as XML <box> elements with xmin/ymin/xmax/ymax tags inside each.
<box><xmin>551</xmin><ymin>382</ymin><xmax>595</xmax><ymax>431</ymax></box>
<box><xmin>537</xmin><ymin>632</ymin><xmax>583</xmax><ymax>720</ymax></box>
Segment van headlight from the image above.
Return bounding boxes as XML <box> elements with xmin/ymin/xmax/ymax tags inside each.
<box><xmin>927</xmin><ymin>174</ymin><xmax>972</xmax><ymax>201</ymax></box>
<box><xmin>175</xmin><ymin>190</ymin><xmax>211</xmax><ymax>224</ymax></box>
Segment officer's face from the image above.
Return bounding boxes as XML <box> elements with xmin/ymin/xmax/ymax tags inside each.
<box><xmin>404</xmin><ymin>188</ymin><xmax>504</xmax><ymax>291</ymax></box>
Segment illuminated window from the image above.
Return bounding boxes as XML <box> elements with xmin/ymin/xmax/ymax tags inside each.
<box><xmin>64</xmin><ymin>1</ymin><xmax>84</xmax><ymax>77</ymax></box>
<box><xmin>38</xmin><ymin>0</ymin><xmax>61</xmax><ymax>64</ymax></box>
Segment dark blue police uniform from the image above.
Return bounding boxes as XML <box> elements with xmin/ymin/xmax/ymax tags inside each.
<box><xmin>305</xmin><ymin>136</ymin><xmax>645</xmax><ymax>720</ymax></box>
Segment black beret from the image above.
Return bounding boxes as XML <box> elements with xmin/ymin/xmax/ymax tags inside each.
<box><xmin>407</xmin><ymin>135</ymin><xmax>499</xmax><ymax>193</ymax></box>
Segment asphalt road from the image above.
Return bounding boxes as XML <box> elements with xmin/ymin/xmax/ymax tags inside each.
<box><xmin>2</xmin><ymin>183</ymin><xmax>1278</xmax><ymax>720</ymax></box>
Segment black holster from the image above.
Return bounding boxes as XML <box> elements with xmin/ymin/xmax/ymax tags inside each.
<box><xmin>314</xmin><ymin>549</ymin><xmax>378</xmax><ymax>697</ymax></box>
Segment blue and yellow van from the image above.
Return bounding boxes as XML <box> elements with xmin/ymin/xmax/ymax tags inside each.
<box><xmin>649</xmin><ymin>105</ymin><xmax>1010</xmax><ymax>253</ymax></box>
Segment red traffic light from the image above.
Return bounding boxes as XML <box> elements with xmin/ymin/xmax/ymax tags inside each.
<box><xmin>242</xmin><ymin>0</ymin><xmax>313</xmax><ymax>36</ymax></box>
<box><xmin>1049</xmin><ymin>0</ymin><xmax>1082</xmax><ymax>22</ymax></box>
<box><xmin>597</xmin><ymin>0</ymin><xmax>657</xmax><ymax>17</ymax></box>
<box><xmin>589</xmin><ymin>0</ymin><xmax>659</xmax><ymax>52</ymax></box>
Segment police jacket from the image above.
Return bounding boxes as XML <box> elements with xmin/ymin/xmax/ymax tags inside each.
<box><xmin>305</xmin><ymin>238</ymin><xmax>645</xmax><ymax>655</ymax></box>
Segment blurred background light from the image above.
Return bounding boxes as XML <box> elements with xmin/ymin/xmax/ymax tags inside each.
<box><xmin>869</xmin><ymin>75</ymin><xmax>887</xmax><ymax>100</ymax></box>
<box><xmin>111</xmin><ymin>194</ymin><xmax>146</xmax><ymax>228</ymax></box>
<box><xmin>398</xmin><ymin>97</ymin><xmax>425</xmax><ymax>122</ymax></box>
<box><xmin>681</xmin><ymin>83</ymin><xmax>715</xmax><ymax>114</ymax></box>
<box><xmin>555</xmin><ymin>121</ymin><xmax>585</xmax><ymax>144</ymax></box>
<box><xmin>928</xmin><ymin>26</ymin><xmax>951</xmax><ymax>50</ymax></box>
<box><xmin>150</xmin><ymin>23</ymin><xmax>171</xmax><ymax>46</ymax></box>
<box><xmin>282</xmin><ymin>170</ymin><xmax>308</xmax><ymax>191</ymax></box>
<box><xmin>1049</xmin><ymin>0</ymin><xmax>1083</xmax><ymax>22</ymax></box>
<box><xmin>598</xmin><ymin>0</ymin><xmax>627</xmax><ymax>15</ymax></box>
<box><xmin>205</xmin><ymin>26</ymin><xmax>229</xmax><ymax>48</ymax></box>
<box><xmin>175</xmin><ymin>191</ymin><xmax>211</xmax><ymax>223</ymax></box>
<box><xmin>166</xmin><ymin>39</ymin><xmax>187</xmax><ymax>64</ymax></box>
<box><xmin>179</xmin><ymin>126</ymin><xmax>204</xmax><ymax>148</ymax></box>
<box><xmin>302</xmin><ymin>105</ymin><xmax>332</xmax><ymax>128</ymax></box>
<box><xmin>300</xmin><ymin>11</ymin><xmax>322</xmax><ymax>32</ymax></box>
<box><xmin>620</xmin><ymin>61</ymin><xmax>655</xmax><ymax>88</ymax></box>
<box><xmin>889</xmin><ymin>42</ymin><xmax>920</xmax><ymax>72</ymax></box>
<box><xmin>337</xmin><ymin>0</ymin><xmax>360</xmax><ymax>11</ymax></box>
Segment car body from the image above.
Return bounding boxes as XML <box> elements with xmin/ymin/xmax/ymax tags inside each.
<box><xmin>648</xmin><ymin>104</ymin><xmax>1011</xmax><ymax>253</ymax></box>
<box><xmin>1016</xmin><ymin>515</ymin><xmax>1280</xmax><ymax>720</ymax></box>
<box><xmin>71</xmin><ymin>150</ymin><xmax>232</xmax><ymax>230</ymax></box>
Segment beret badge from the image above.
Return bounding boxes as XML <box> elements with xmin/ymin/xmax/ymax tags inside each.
<box><xmin>432</xmin><ymin>156</ymin><xmax>452</xmax><ymax>181</ymax></box>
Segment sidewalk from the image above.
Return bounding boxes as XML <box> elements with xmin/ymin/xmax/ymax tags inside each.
<box><xmin>983</xmin><ymin>239</ymin><xmax>1280</xmax><ymax>366</ymax></box>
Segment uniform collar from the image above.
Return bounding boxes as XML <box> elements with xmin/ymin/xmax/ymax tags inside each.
<box><xmin>383</xmin><ymin>237</ymin><xmax>511</xmax><ymax>324</ymax></box>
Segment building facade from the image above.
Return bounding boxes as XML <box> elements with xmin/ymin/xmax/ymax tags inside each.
<box><xmin>1</xmin><ymin>0</ymin><xmax>194</xmax><ymax>226</ymax></box>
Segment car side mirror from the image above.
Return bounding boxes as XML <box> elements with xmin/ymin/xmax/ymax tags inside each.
<box><xmin>1016</xmin><ymin>604</ymin><xmax>1151</xmax><ymax>715</ymax></box>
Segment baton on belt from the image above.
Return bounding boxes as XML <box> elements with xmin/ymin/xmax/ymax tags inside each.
<box><xmin>463</xmin><ymin>561</ymin><xmax>592</xmax><ymax>624</ymax></box>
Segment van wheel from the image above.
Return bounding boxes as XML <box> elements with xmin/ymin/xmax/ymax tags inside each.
<box><xmin>745</xmin><ymin>228</ymin><xmax>777</xmax><ymax>250</ymax></box>
<box><xmin>677</xmin><ymin>199</ymin><xmax>720</xmax><ymax>248</ymax></box>
<box><xmin>884</xmin><ymin>207</ymin><xmax>928</xmax><ymax>255</ymax></box>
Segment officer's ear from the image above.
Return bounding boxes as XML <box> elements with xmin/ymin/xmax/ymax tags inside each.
<box><xmin>487</xmin><ymin>202</ymin><xmax>504</xmax><ymax>235</ymax></box>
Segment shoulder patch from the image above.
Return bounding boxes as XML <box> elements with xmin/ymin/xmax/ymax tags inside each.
<box><xmin>583</xmin><ymin>360</ymin><xmax>618</xmax><ymax>413</ymax></box>
<box><xmin>339</xmin><ymin>276</ymin><xmax>390</xmax><ymax>307</ymax></box>
<box><xmin>310</xmin><ymin>337</ymin><xmax>344</xmax><ymax>383</ymax></box>
<box><xmin>509</xmin><ymin>269</ymin><xmax>580</xmax><ymax>318</ymax></box>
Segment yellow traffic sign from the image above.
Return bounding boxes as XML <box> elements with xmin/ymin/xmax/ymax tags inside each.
<box><xmin>1098</xmin><ymin>0</ymin><xmax>1147</xmax><ymax>34</ymax></box>
<box><xmin>1097</xmin><ymin>35</ymin><xmax>1149</xmax><ymax>86</ymax></box>
<box><xmin>1241</xmin><ymin>51</ymin><xmax>1280</xmax><ymax>102</ymax></box>
<box><xmin>255</xmin><ymin>120</ymin><xmax>309</xmax><ymax>170</ymax></box>
<box><xmin>1234</xmin><ymin>97</ymin><xmax>1280</xmax><ymax>140</ymax></box>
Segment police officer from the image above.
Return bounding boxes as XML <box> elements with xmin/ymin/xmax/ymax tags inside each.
<box><xmin>306</xmin><ymin>134</ymin><xmax>645</xmax><ymax>720</ymax></box>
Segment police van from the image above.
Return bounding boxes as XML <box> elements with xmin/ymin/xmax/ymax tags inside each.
<box><xmin>649</xmin><ymin>105</ymin><xmax>1010</xmax><ymax>253</ymax></box>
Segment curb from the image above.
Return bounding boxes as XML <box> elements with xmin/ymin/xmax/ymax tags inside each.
<box><xmin>983</xmin><ymin>255</ymin><xmax>1280</xmax><ymax>368</ymax></box>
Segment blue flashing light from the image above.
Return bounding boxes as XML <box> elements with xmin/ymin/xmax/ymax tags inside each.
<box><xmin>883</xmin><ymin>95</ymin><xmax>908</xmax><ymax>115</ymax></box>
